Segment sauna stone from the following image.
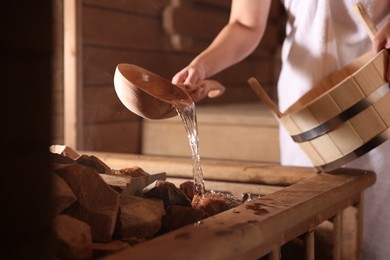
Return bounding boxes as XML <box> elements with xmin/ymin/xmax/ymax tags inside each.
<box><xmin>50</xmin><ymin>152</ymin><xmax>76</xmax><ymax>171</ymax></box>
<box><xmin>115</xmin><ymin>196</ymin><xmax>165</xmax><ymax>239</ymax></box>
<box><xmin>52</xmin><ymin>214</ymin><xmax>93</xmax><ymax>260</ymax></box>
<box><xmin>76</xmin><ymin>154</ymin><xmax>112</xmax><ymax>174</ymax></box>
<box><xmin>98</xmin><ymin>173</ymin><xmax>132</xmax><ymax>192</ymax></box>
<box><xmin>51</xmin><ymin>173</ymin><xmax>77</xmax><ymax>217</ymax></box>
<box><xmin>144</xmin><ymin>181</ymin><xmax>192</xmax><ymax>208</ymax></box>
<box><xmin>55</xmin><ymin>163</ymin><xmax>120</xmax><ymax>242</ymax></box>
<box><xmin>162</xmin><ymin>204</ymin><xmax>207</xmax><ymax>231</ymax></box>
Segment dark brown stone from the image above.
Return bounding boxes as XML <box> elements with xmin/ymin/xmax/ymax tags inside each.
<box><xmin>115</xmin><ymin>196</ymin><xmax>165</xmax><ymax>239</ymax></box>
<box><xmin>52</xmin><ymin>214</ymin><xmax>93</xmax><ymax>260</ymax></box>
<box><xmin>113</xmin><ymin>166</ymin><xmax>149</xmax><ymax>177</ymax></box>
<box><xmin>162</xmin><ymin>204</ymin><xmax>207</xmax><ymax>231</ymax></box>
<box><xmin>50</xmin><ymin>152</ymin><xmax>76</xmax><ymax>171</ymax></box>
<box><xmin>55</xmin><ymin>163</ymin><xmax>120</xmax><ymax>242</ymax></box>
<box><xmin>192</xmin><ymin>194</ymin><xmax>229</xmax><ymax>216</ymax></box>
<box><xmin>143</xmin><ymin>181</ymin><xmax>191</xmax><ymax>208</ymax></box>
<box><xmin>99</xmin><ymin>173</ymin><xmax>132</xmax><ymax>191</ymax></box>
<box><xmin>179</xmin><ymin>181</ymin><xmax>195</xmax><ymax>200</ymax></box>
<box><xmin>51</xmin><ymin>173</ymin><xmax>77</xmax><ymax>217</ymax></box>
<box><xmin>50</xmin><ymin>145</ymin><xmax>80</xmax><ymax>159</ymax></box>
<box><xmin>76</xmin><ymin>154</ymin><xmax>111</xmax><ymax>174</ymax></box>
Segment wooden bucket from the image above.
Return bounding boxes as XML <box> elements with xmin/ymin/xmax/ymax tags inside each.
<box><xmin>249</xmin><ymin>49</ymin><xmax>389</xmax><ymax>171</ymax></box>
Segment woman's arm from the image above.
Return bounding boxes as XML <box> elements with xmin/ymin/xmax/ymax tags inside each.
<box><xmin>172</xmin><ymin>0</ymin><xmax>272</xmax><ymax>102</ymax></box>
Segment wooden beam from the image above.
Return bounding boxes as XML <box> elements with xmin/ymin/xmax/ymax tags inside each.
<box><xmin>332</xmin><ymin>213</ymin><xmax>342</xmax><ymax>260</ymax></box>
<box><xmin>64</xmin><ymin>0</ymin><xmax>82</xmax><ymax>148</ymax></box>
<box><xmin>83</xmin><ymin>152</ymin><xmax>318</xmax><ymax>186</ymax></box>
<box><xmin>305</xmin><ymin>230</ymin><xmax>315</xmax><ymax>260</ymax></box>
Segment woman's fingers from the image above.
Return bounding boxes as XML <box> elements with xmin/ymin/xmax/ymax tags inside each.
<box><xmin>172</xmin><ymin>69</ymin><xmax>188</xmax><ymax>85</ymax></box>
<box><xmin>372</xmin><ymin>18</ymin><xmax>390</xmax><ymax>81</ymax></box>
<box><xmin>189</xmin><ymin>83</ymin><xmax>209</xmax><ymax>103</ymax></box>
<box><xmin>373</xmin><ymin>18</ymin><xmax>390</xmax><ymax>52</ymax></box>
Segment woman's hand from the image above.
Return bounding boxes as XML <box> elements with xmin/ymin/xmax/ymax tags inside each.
<box><xmin>172</xmin><ymin>62</ymin><xmax>209</xmax><ymax>102</ymax></box>
<box><xmin>373</xmin><ymin>18</ymin><xmax>390</xmax><ymax>81</ymax></box>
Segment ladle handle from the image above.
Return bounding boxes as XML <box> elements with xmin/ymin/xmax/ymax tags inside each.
<box><xmin>248</xmin><ymin>77</ymin><xmax>282</xmax><ymax>118</ymax></box>
<box><xmin>180</xmin><ymin>80</ymin><xmax>226</xmax><ymax>99</ymax></box>
<box><xmin>353</xmin><ymin>3</ymin><xmax>377</xmax><ymax>41</ymax></box>
<box><xmin>202</xmin><ymin>80</ymin><xmax>226</xmax><ymax>98</ymax></box>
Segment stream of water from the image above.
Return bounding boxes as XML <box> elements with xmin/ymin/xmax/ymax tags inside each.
<box><xmin>173</xmin><ymin>100</ymin><xmax>206</xmax><ymax>196</ymax></box>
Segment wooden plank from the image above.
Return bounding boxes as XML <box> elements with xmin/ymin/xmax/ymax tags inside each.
<box><xmin>142</xmin><ymin>120</ymin><xmax>280</xmax><ymax>162</ymax></box>
<box><xmin>280</xmin><ymin>116</ymin><xmax>327</xmax><ymax>167</ymax></box>
<box><xmin>83</xmin><ymin>6</ymin><xmax>170</xmax><ymax>50</ymax></box>
<box><xmin>196</xmin><ymin>103</ymin><xmax>278</xmax><ymax>126</ymax></box>
<box><xmin>82</xmin><ymin>47</ymin><xmax>276</xmax><ymax>108</ymax></box>
<box><xmin>290</xmin><ymin>108</ymin><xmax>319</xmax><ymax>132</ymax></box>
<box><xmin>298</xmin><ymin>142</ymin><xmax>325</xmax><ymax>166</ymax></box>
<box><xmin>83</xmin><ymin>47</ymin><xmax>274</xmax><ymax>86</ymax></box>
<box><xmin>83</xmin><ymin>152</ymin><xmax>318</xmax><ymax>186</ymax></box>
<box><xmin>310</xmin><ymin>134</ymin><xmax>343</xmax><ymax>163</ymax></box>
<box><xmin>83</xmin><ymin>86</ymin><xmax>139</xmax><ymax>123</ymax></box>
<box><xmin>332</xmin><ymin>213</ymin><xmax>342</xmax><ymax>260</ymax></box>
<box><xmin>350</xmin><ymin>106</ymin><xmax>386</xmax><ymax>142</ymax></box>
<box><xmin>309</xmin><ymin>94</ymin><xmax>340</xmax><ymax>124</ymax></box>
<box><xmin>328</xmin><ymin>122</ymin><xmax>363</xmax><ymax>155</ymax></box>
<box><xmin>330</xmin><ymin>78</ymin><xmax>365</xmax><ymax>110</ymax></box>
<box><xmin>82</xmin><ymin>122</ymin><xmax>141</xmax><ymax>153</ymax></box>
<box><xmin>374</xmin><ymin>93</ymin><xmax>390</xmax><ymax>126</ymax></box>
<box><xmin>180</xmin><ymin>35</ymin><xmax>280</xmax><ymax>58</ymax></box>
<box><xmin>53</xmin><ymin>0</ymin><xmax>65</xmax><ymax>145</ymax></box>
<box><xmin>163</xmin><ymin>3</ymin><xmax>228</xmax><ymax>40</ymax></box>
<box><xmin>356</xmin><ymin>195</ymin><xmax>364</xmax><ymax>260</ymax></box>
<box><xmin>64</xmin><ymin>0</ymin><xmax>83</xmax><ymax>149</ymax></box>
<box><xmin>305</xmin><ymin>230</ymin><xmax>315</xmax><ymax>260</ymax></box>
<box><xmin>104</xmin><ymin>169</ymin><xmax>375</xmax><ymax>260</ymax></box>
<box><xmin>354</xmin><ymin>62</ymin><xmax>385</xmax><ymax>96</ymax></box>
<box><xmin>372</xmin><ymin>49</ymin><xmax>388</xmax><ymax>81</ymax></box>
<box><xmin>83</xmin><ymin>47</ymin><xmax>189</xmax><ymax>85</ymax></box>
<box><xmin>215</xmin><ymin>58</ymin><xmax>275</xmax><ymax>85</ymax></box>
<box><xmin>165</xmin><ymin>0</ymin><xmax>283</xmax><ymax>54</ymax></box>
<box><xmin>194</xmin><ymin>0</ymin><xmax>231</xmax><ymax>9</ymax></box>
<box><xmin>142</xmin><ymin>103</ymin><xmax>278</xmax><ymax>130</ymax></box>
<box><xmin>83</xmin><ymin>0</ymin><xmax>170</xmax><ymax>16</ymax></box>
<box><xmin>141</xmin><ymin>104</ymin><xmax>280</xmax><ymax>163</ymax></box>
<box><xmin>341</xmin><ymin>206</ymin><xmax>359</xmax><ymax>260</ymax></box>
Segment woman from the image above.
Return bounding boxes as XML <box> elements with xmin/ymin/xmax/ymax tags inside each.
<box><xmin>172</xmin><ymin>0</ymin><xmax>390</xmax><ymax>259</ymax></box>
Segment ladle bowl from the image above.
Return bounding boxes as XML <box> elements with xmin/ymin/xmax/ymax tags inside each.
<box><xmin>114</xmin><ymin>63</ymin><xmax>225</xmax><ymax>119</ymax></box>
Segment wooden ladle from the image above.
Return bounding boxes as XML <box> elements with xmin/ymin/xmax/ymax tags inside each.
<box><xmin>114</xmin><ymin>63</ymin><xmax>225</xmax><ymax>119</ymax></box>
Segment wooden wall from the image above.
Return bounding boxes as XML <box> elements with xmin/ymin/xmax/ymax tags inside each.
<box><xmin>52</xmin><ymin>0</ymin><xmax>64</xmax><ymax>146</ymax></box>
<box><xmin>58</xmin><ymin>0</ymin><xmax>286</xmax><ymax>154</ymax></box>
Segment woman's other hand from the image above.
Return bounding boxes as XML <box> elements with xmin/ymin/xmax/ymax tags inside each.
<box><xmin>373</xmin><ymin>18</ymin><xmax>390</xmax><ymax>81</ymax></box>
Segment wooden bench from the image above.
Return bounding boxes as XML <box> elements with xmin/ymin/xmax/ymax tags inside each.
<box><xmin>93</xmin><ymin>152</ymin><xmax>375</xmax><ymax>260</ymax></box>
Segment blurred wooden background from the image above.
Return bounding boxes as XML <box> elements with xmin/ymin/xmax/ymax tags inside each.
<box><xmin>54</xmin><ymin>0</ymin><xmax>286</xmax><ymax>163</ymax></box>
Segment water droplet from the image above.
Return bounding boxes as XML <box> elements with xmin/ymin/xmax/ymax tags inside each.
<box><xmin>141</xmin><ymin>73</ymin><xmax>149</xmax><ymax>82</ymax></box>
<box><xmin>194</xmin><ymin>220</ymin><xmax>202</xmax><ymax>226</ymax></box>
